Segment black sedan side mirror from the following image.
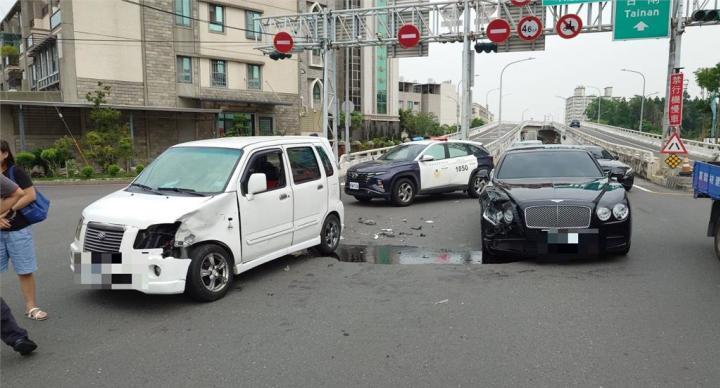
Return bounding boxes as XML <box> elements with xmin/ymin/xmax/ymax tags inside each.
<box><xmin>613</xmin><ymin>154</ymin><xmax>619</xmax><ymax>160</ymax></box>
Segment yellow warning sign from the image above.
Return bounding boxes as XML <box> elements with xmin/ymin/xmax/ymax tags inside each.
<box><xmin>665</xmin><ymin>154</ymin><xmax>682</xmax><ymax>169</ymax></box>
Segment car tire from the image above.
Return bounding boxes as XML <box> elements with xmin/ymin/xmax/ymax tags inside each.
<box><xmin>624</xmin><ymin>184</ymin><xmax>632</xmax><ymax>192</ymax></box>
<box><xmin>391</xmin><ymin>178</ymin><xmax>416</xmax><ymax>207</ymax></box>
<box><xmin>480</xmin><ymin>204</ymin><xmax>499</xmax><ymax>263</ymax></box>
<box><xmin>186</xmin><ymin>244</ymin><xmax>234</xmax><ymax>302</ymax></box>
<box><xmin>317</xmin><ymin>214</ymin><xmax>341</xmax><ymax>255</ymax></box>
<box><xmin>354</xmin><ymin>195</ymin><xmax>372</xmax><ymax>203</ymax></box>
<box><xmin>468</xmin><ymin>169</ymin><xmax>488</xmax><ymax>199</ymax></box>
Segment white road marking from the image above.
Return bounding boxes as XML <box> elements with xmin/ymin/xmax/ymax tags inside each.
<box><xmin>633</xmin><ymin>184</ymin><xmax>653</xmax><ymax>193</ymax></box>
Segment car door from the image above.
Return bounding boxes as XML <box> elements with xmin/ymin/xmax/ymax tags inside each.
<box><xmin>447</xmin><ymin>142</ymin><xmax>478</xmax><ymax>186</ymax></box>
<box><xmin>237</xmin><ymin>148</ymin><xmax>294</xmax><ymax>262</ymax></box>
<box><xmin>286</xmin><ymin>145</ymin><xmax>328</xmax><ymax>246</ymax></box>
<box><xmin>417</xmin><ymin>143</ymin><xmax>450</xmax><ymax>190</ymax></box>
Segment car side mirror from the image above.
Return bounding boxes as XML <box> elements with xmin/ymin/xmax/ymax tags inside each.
<box><xmin>247</xmin><ymin>173</ymin><xmax>267</xmax><ymax>199</ymax></box>
<box><xmin>613</xmin><ymin>154</ymin><xmax>619</xmax><ymax>160</ymax></box>
<box><xmin>421</xmin><ymin>154</ymin><xmax>435</xmax><ymax>162</ymax></box>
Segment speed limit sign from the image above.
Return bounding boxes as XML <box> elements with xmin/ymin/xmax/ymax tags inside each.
<box><xmin>516</xmin><ymin>16</ymin><xmax>543</xmax><ymax>41</ymax></box>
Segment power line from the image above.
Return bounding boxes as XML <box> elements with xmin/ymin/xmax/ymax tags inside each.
<box><xmin>120</xmin><ymin>0</ymin><xmax>274</xmax><ymax>36</ymax></box>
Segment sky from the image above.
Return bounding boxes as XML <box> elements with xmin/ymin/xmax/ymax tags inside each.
<box><xmin>2</xmin><ymin>0</ymin><xmax>719</xmax><ymax>122</ymax></box>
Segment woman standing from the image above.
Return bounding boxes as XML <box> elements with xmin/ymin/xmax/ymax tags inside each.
<box><xmin>0</xmin><ymin>140</ymin><xmax>48</xmax><ymax>321</ymax></box>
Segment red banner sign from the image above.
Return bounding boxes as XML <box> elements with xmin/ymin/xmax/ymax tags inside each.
<box><xmin>669</xmin><ymin>72</ymin><xmax>684</xmax><ymax>127</ymax></box>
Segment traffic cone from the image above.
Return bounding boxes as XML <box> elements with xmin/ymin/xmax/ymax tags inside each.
<box><xmin>679</xmin><ymin>156</ymin><xmax>693</xmax><ymax>176</ymax></box>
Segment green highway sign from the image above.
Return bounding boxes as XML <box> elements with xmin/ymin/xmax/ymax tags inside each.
<box><xmin>613</xmin><ymin>0</ymin><xmax>671</xmax><ymax>40</ymax></box>
<box><xmin>542</xmin><ymin>0</ymin><xmax>602</xmax><ymax>5</ymax></box>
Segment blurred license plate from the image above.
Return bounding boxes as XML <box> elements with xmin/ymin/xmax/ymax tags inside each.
<box><xmin>547</xmin><ymin>232</ymin><xmax>579</xmax><ymax>244</ymax></box>
<box><xmin>349</xmin><ymin>182</ymin><xmax>359</xmax><ymax>190</ymax></box>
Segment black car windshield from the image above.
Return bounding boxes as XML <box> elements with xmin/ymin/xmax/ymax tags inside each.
<box><xmin>131</xmin><ymin>147</ymin><xmax>243</xmax><ymax>194</ymax></box>
<box><xmin>379</xmin><ymin>144</ymin><xmax>427</xmax><ymax>161</ymax></box>
<box><xmin>588</xmin><ymin>147</ymin><xmax>614</xmax><ymax>160</ymax></box>
<box><xmin>497</xmin><ymin>150</ymin><xmax>603</xmax><ymax>179</ymax></box>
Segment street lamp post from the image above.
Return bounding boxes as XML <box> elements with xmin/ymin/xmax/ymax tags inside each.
<box><xmin>498</xmin><ymin>57</ymin><xmax>535</xmax><ymax>124</ymax></box>
<box><xmin>622</xmin><ymin>68</ymin><xmax>646</xmax><ymax>132</ymax></box>
<box><xmin>486</xmin><ymin>87</ymin><xmax>500</xmax><ymax>114</ymax></box>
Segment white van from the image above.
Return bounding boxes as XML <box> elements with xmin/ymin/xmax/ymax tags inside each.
<box><xmin>70</xmin><ymin>136</ymin><xmax>344</xmax><ymax>301</ymax></box>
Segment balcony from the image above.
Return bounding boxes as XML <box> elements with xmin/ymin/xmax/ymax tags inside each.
<box><xmin>36</xmin><ymin>71</ymin><xmax>59</xmax><ymax>90</ymax></box>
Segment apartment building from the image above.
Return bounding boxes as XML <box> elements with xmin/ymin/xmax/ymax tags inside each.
<box><xmin>564</xmin><ymin>86</ymin><xmax>617</xmax><ymax>124</ymax></box>
<box><xmin>297</xmin><ymin>0</ymin><xmax>329</xmax><ymax>134</ymax></box>
<box><xmin>0</xmin><ymin>0</ymin><xmax>300</xmax><ymax>161</ymax></box>
<box><xmin>336</xmin><ymin>0</ymin><xmax>400</xmax><ymax>139</ymax></box>
<box><xmin>471</xmin><ymin>103</ymin><xmax>493</xmax><ymax>123</ymax></box>
<box><xmin>398</xmin><ymin>79</ymin><xmax>459</xmax><ymax>127</ymax></box>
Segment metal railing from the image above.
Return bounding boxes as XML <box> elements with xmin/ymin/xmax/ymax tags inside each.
<box><xmin>582</xmin><ymin>121</ymin><xmax>720</xmax><ymax>159</ymax></box>
<box><xmin>564</xmin><ymin>123</ymin><xmax>659</xmax><ymax>179</ymax></box>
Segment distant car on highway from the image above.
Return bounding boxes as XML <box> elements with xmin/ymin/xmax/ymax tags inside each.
<box><xmin>345</xmin><ymin>140</ymin><xmax>494</xmax><ymax>206</ymax></box>
<box><xmin>569</xmin><ymin>120</ymin><xmax>581</xmax><ymax>128</ymax></box>
<box><xmin>582</xmin><ymin>145</ymin><xmax>634</xmax><ymax>191</ymax></box>
<box><xmin>479</xmin><ymin>147</ymin><xmax>631</xmax><ymax>261</ymax></box>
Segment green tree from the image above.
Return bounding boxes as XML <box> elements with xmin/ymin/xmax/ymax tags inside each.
<box><xmin>471</xmin><ymin>117</ymin><xmax>485</xmax><ymax>128</ymax></box>
<box><xmin>83</xmin><ymin>82</ymin><xmax>133</xmax><ymax>172</ymax></box>
<box><xmin>695</xmin><ymin>63</ymin><xmax>720</xmax><ymax>93</ymax></box>
<box><xmin>338</xmin><ymin>111</ymin><xmax>364</xmax><ymax>130</ymax></box>
<box><xmin>224</xmin><ymin>114</ymin><xmax>251</xmax><ymax>137</ymax></box>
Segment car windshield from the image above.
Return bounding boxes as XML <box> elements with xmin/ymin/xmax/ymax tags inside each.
<box><xmin>497</xmin><ymin>150</ymin><xmax>603</xmax><ymax>179</ymax></box>
<box><xmin>131</xmin><ymin>147</ymin><xmax>243</xmax><ymax>194</ymax></box>
<box><xmin>379</xmin><ymin>144</ymin><xmax>427</xmax><ymax>161</ymax></box>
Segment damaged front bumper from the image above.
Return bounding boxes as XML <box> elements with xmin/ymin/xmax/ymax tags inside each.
<box><xmin>69</xmin><ymin>227</ymin><xmax>191</xmax><ymax>294</ymax></box>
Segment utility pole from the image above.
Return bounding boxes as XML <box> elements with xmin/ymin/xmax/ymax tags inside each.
<box><xmin>344</xmin><ymin>46</ymin><xmax>350</xmax><ymax>155</ymax></box>
<box><xmin>460</xmin><ymin>0</ymin><xmax>472</xmax><ymax>140</ymax></box>
<box><xmin>622</xmin><ymin>68</ymin><xmax>646</xmax><ymax>132</ymax></box>
<box><xmin>662</xmin><ymin>0</ymin><xmax>685</xmax><ymax>137</ymax></box>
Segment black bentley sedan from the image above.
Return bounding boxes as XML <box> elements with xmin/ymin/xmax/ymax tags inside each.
<box><xmin>480</xmin><ymin>147</ymin><xmax>631</xmax><ymax>261</ymax></box>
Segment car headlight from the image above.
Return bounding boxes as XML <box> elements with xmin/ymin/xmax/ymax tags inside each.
<box><xmin>366</xmin><ymin>171</ymin><xmax>386</xmax><ymax>176</ymax></box>
<box><xmin>596</xmin><ymin>206</ymin><xmax>611</xmax><ymax>221</ymax></box>
<box><xmin>625</xmin><ymin>168</ymin><xmax>633</xmax><ymax>175</ymax></box>
<box><xmin>503</xmin><ymin>209</ymin><xmax>514</xmax><ymax>223</ymax></box>
<box><xmin>613</xmin><ymin>203</ymin><xmax>629</xmax><ymax>220</ymax></box>
<box><xmin>133</xmin><ymin>222</ymin><xmax>181</xmax><ymax>250</ymax></box>
<box><xmin>75</xmin><ymin>216</ymin><xmax>84</xmax><ymax>241</ymax></box>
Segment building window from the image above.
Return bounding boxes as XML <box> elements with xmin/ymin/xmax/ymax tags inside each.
<box><xmin>247</xmin><ymin>64</ymin><xmax>261</xmax><ymax>90</ymax></box>
<box><xmin>218</xmin><ymin>112</ymin><xmax>254</xmax><ymax>136</ymax></box>
<box><xmin>25</xmin><ymin>35</ymin><xmax>32</xmax><ymax>49</ymax></box>
<box><xmin>209</xmin><ymin>5</ymin><xmax>224</xmax><ymax>32</ymax></box>
<box><xmin>312</xmin><ymin>81</ymin><xmax>322</xmax><ymax>108</ymax></box>
<box><xmin>245</xmin><ymin>10</ymin><xmax>261</xmax><ymax>40</ymax></box>
<box><xmin>33</xmin><ymin>44</ymin><xmax>60</xmax><ymax>90</ymax></box>
<box><xmin>311</xmin><ymin>48</ymin><xmax>322</xmax><ymax>66</ymax></box>
<box><xmin>211</xmin><ymin>59</ymin><xmax>226</xmax><ymax>87</ymax></box>
<box><xmin>176</xmin><ymin>56</ymin><xmax>192</xmax><ymax>83</ymax></box>
<box><xmin>175</xmin><ymin>0</ymin><xmax>190</xmax><ymax>26</ymax></box>
<box><xmin>259</xmin><ymin>117</ymin><xmax>273</xmax><ymax>135</ymax></box>
<box><xmin>407</xmin><ymin>101</ymin><xmax>413</xmax><ymax>110</ymax></box>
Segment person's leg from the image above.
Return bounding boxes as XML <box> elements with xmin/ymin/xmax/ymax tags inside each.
<box><xmin>7</xmin><ymin>228</ymin><xmax>45</xmax><ymax>319</ymax></box>
<box><xmin>0</xmin><ymin>298</ymin><xmax>28</xmax><ymax>346</ymax></box>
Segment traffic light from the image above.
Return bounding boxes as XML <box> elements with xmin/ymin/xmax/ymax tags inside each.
<box><xmin>692</xmin><ymin>9</ymin><xmax>720</xmax><ymax>22</ymax></box>
<box><xmin>269</xmin><ymin>51</ymin><xmax>292</xmax><ymax>60</ymax></box>
<box><xmin>474</xmin><ymin>42</ymin><xmax>497</xmax><ymax>53</ymax></box>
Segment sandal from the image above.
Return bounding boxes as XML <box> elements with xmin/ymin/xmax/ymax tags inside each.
<box><xmin>26</xmin><ymin>307</ymin><xmax>48</xmax><ymax>321</ymax></box>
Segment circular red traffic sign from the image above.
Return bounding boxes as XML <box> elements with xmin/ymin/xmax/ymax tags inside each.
<box><xmin>555</xmin><ymin>14</ymin><xmax>583</xmax><ymax>39</ymax></box>
<box><xmin>516</xmin><ymin>15</ymin><xmax>543</xmax><ymax>41</ymax></box>
<box><xmin>511</xmin><ymin>0</ymin><xmax>531</xmax><ymax>6</ymax></box>
<box><xmin>486</xmin><ymin>19</ymin><xmax>511</xmax><ymax>43</ymax></box>
<box><xmin>397</xmin><ymin>24</ymin><xmax>421</xmax><ymax>48</ymax></box>
<box><xmin>273</xmin><ymin>31</ymin><xmax>294</xmax><ymax>54</ymax></box>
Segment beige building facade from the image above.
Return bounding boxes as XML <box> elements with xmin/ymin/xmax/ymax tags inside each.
<box><xmin>398</xmin><ymin>80</ymin><xmax>459</xmax><ymax>127</ymax></box>
<box><xmin>0</xmin><ymin>0</ymin><xmax>301</xmax><ymax>161</ymax></box>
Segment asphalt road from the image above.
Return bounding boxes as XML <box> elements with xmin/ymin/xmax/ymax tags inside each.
<box><xmin>470</xmin><ymin>124</ymin><xmax>517</xmax><ymax>145</ymax></box>
<box><xmin>2</xmin><ymin>181</ymin><xmax>720</xmax><ymax>387</ymax></box>
<box><xmin>580</xmin><ymin>124</ymin><xmax>659</xmax><ymax>153</ymax></box>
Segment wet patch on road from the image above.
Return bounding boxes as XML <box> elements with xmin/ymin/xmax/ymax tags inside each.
<box><xmin>335</xmin><ymin>244</ymin><xmax>484</xmax><ymax>265</ymax></box>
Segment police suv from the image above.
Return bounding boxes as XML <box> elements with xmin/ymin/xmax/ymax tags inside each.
<box><xmin>345</xmin><ymin>140</ymin><xmax>494</xmax><ymax>206</ymax></box>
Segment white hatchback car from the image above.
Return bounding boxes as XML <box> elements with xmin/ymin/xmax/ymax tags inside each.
<box><xmin>70</xmin><ymin>136</ymin><xmax>344</xmax><ymax>301</ymax></box>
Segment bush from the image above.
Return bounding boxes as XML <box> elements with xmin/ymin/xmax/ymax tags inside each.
<box><xmin>80</xmin><ymin>165</ymin><xmax>94</xmax><ymax>179</ymax></box>
<box><xmin>107</xmin><ymin>164</ymin><xmax>121</xmax><ymax>177</ymax></box>
<box><xmin>134</xmin><ymin>164</ymin><xmax>145</xmax><ymax>175</ymax></box>
<box><xmin>15</xmin><ymin>152</ymin><xmax>36</xmax><ymax>170</ymax></box>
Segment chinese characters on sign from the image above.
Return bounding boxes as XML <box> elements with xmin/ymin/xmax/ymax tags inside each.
<box><xmin>669</xmin><ymin>73</ymin><xmax>684</xmax><ymax>127</ymax></box>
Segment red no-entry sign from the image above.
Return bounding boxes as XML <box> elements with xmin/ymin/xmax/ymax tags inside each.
<box><xmin>273</xmin><ymin>31</ymin><xmax>294</xmax><ymax>54</ymax></box>
<box><xmin>556</xmin><ymin>14</ymin><xmax>583</xmax><ymax>39</ymax></box>
<box><xmin>486</xmin><ymin>19</ymin><xmax>511</xmax><ymax>43</ymax></box>
<box><xmin>517</xmin><ymin>16</ymin><xmax>543</xmax><ymax>41</ymax></box>
<box><xmin>510</xmin><ymin>0</ymin><xmax>531</xmax><ymax>6</ymax></box>
<box><xmin>397</xmin><ymin>24</ymin><xmax>421</xmax><ymax>48</ymax></box>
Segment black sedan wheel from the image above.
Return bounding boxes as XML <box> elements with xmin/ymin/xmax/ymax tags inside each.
<box><xmin>391</xmin><ymin>178</ymin><xmax>416</xmax><ymax>207</ymax></box>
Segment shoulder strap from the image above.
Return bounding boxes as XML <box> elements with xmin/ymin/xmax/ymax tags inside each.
<box><xmin>7</xmin><ymin>165</ymin><xmax>15</xmax><ymax>182</ymax></box>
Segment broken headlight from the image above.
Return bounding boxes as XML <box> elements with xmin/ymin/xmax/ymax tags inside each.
<box><xmin>133</xmin><ymin>222</ymin><xmax>181</xmax><ymax>250</ymax></box>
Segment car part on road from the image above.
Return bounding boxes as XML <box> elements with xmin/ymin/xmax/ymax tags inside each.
<box><xmin>468</xmin><ymin>169</ymin><xmax>488</xmax><ymax>199</ymax></box>
<box><xmin>335</xmin><ymin>244</ymin><xmax>483</xmax><ymax>265</ymax></box>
